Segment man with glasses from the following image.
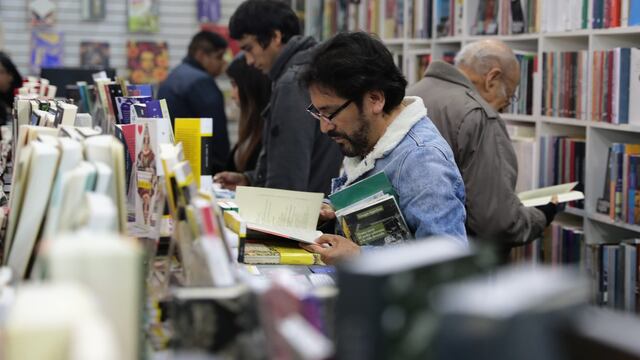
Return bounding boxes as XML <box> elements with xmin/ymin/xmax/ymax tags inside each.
<box><xmin>213</xmin><ymin>0</ymin><xmax>342</xmax><ymax>195</ymax></box>
<box><xmin>299</xmin><ymin>32</ymin><xmax>467</xmax><ymax>265</ymax></box>
<box><xmin>407</xmin><ymin>39</ymin><xmax>557</xmax><ymax>259</ymax></box>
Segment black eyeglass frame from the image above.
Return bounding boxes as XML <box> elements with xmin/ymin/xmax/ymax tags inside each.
<box><xmin>306</xmin><ymin>99</ymin><xmax>353</xmax><ymax>123</ymax></box>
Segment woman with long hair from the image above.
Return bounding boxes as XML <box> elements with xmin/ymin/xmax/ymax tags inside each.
<box><xmin>0</xmin><ymin>52</ymin><xmax>22</xmax><ymax>126</ymax></box>
<box><xmin>224</xmin><ymin>54</ymin><xmax>271</xmax><ymax>172</ymax></box>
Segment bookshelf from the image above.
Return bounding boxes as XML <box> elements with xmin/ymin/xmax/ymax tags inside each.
<box><xmin>302</xmin><ymin>0</ymin><xmax>640</xmax><ymax>309</ymax></box>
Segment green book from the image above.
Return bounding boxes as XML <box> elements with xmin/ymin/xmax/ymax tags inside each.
<box><xmin>329</xmin><ymin>172</ymin><xmax>396</xmax><ymax>211</ymax></box>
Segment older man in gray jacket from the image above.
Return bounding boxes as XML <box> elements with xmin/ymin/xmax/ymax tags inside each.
<box><xmin>407</xmin><ymin>39</ymin><xmax>557</xmax><ymax>257</ymax></box>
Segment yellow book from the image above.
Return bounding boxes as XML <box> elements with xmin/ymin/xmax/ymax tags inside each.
<box><xmin>174</xmin><ymin>118</ymin><xmax>213</xmax><ymax>189</ymax></box>
<box><xmin>238</xmin><ymin>240</ymin><xmax>323</xmax><ymax>265</ymax></box>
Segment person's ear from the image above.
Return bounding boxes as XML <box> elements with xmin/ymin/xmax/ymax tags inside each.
<box><xmin>485</xmin><ymin>68</ymin><xmax>502</xmax><ymax>92</ymax></box>
<box><xmin>270</xmin><ymin>30</ymin><xmax>283</xmax><ymax>48</ymax></box>
<box><xmin>365</xmin><ymin>90</ymin><xmax>386</xmax><ymax>114</ymax></box>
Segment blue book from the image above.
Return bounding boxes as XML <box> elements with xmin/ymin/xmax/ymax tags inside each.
<box><xmin>630</xmin><ymin>0</ymin><xmax>640</xmax><ymax>26</ymax></box>
<box><xmin>618</xmin><ymin>48</ymin><xmax>631</xmax><ymax>124</ymax></box>
<box><xmin>126</xmin><ymin>84</ymin><xmax>153</xmax><ymax>97</ymax></box>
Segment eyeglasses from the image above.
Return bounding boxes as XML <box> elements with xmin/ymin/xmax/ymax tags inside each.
<box><xmin>306</xmin><ymin>99</ymin><xmax>352</xmax><ymax>124</ymax></box>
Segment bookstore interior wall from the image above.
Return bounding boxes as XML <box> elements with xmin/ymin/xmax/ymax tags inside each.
<box><xmin>0</xmin><ymin>0</ymin><xmax>243</xmax><ymax>76</ymax></box>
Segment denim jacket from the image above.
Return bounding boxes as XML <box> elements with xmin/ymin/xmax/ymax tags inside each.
<box><xmin>331</xmin><ymin>97</ymin><xmax>468</xmax><ymax>246</ymax></box>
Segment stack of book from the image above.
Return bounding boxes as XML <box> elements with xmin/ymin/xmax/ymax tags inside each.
<box><xmin>408</xmin><ymin>0</ymin><xmax>433</xmax><ymax>39</ymax></box>
<box><xmin>583</xmin><ymin>239</ymin><xmax>640</xmax><ymax>312</ymax></box>
<box><xmin>472</xmin><ymin>0</ymin><xmax>539</xmax><ymax>36</ymax></box>
<box><xmin>541</xmin><ymin>51</ymin><xmax>589</xmax><ymax>120</ymax></box>
<box><xmin>591</xmin><ymin>0</ymin><xmax>640</xmax><ymax>29</ymax></box>
<box><xmin>538</xmin><ymin>135</ymin><xmax>586</xmax><ymax>208</ymax></box>
<box><xmin>597</xmin><ymin>143</ymin><xmax>640</xmax><ymax>224</ymax></box>
<box><xmin>591</xmin><ymin>48</ymin><xmax>640</xmax><ymax>125</ymax></box>
<box><xmin>506</xmin><ymin>52</ymin><xmax>536</xmax><ymax>116</ymax></box>
<box><xmin>436</xmin><ymin>0</ymin><xmax>463</xmax><ymax>37</ymax></box>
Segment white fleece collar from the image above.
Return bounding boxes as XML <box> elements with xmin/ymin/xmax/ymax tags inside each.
<box><xmin>342</xmin><ymin>96</ymin><xmax>427</xmax><ymax>186</ymax></box>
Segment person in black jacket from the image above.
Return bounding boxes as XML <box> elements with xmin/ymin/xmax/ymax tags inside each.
<box><xmin>214</xmin><ymin>0</ymin><xmax>342</xmax><ymax>195</ymax></box>
<box><xmin>158</xmin><ymin>31</ymin><xmax>230</xmax><ymax>174</ymax></box>
<box><xmin>0</xmin><ymin>52</ymin><xmax>22</xmax><ymax>127</ymax></box>
<box><xmin>223</xmin><ymin>54</ymin><xmax>271</xmax><ymax>173</ymax></box>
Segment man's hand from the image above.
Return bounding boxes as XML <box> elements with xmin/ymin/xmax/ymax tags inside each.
<box><xmin>213</xmin><ymin>172</ymin><xmax>249</xmax><ymax>190</ymax></box>
<box><xmin>319</xmin><ymin>202</ymin><xmax>336</xmax><ymax>223</ymax></box>
<box><xmin>300</xmin><ymin>234</ymin><xmax>360</xmax><ymax>265</ymax></box>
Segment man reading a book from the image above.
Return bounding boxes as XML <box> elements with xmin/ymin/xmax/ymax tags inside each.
<box><xmin>213</xmin><ymin>0</ymin><xmax>342</xmax><ymax>195</ymax></box>
<box><xmin>407</xmin><ymin>40</ymin><xmax>557</xmax><ymax>259</ymax></box>
<box><xmin>299</xmin><ymin>32</ymin><xmax>468</xmax><ymax>264</ymax></box>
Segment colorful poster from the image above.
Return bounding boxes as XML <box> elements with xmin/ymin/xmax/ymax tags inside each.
<box><xmin>126</xmin><ymin>41</ymin><xmax>169</xmax><ymax>84</ymax></box>
<box><xmin>197</xmin><ymin>0</ymin><xmax>221</xmax><ymax>23</ymax></box>
<box><xmin>30</xmin><ymin>29</ymin><xmax>63</xmax><ymax>74</ymax></box>
<box><xmin>29</xmin><ymin>0</ymin><xmax>57</xmax><ymax>27</ymax></box>
<box><xmin>80</xmin><ymin>41</ymin><xmax>110</xmax><ymax>68</ymax></box>
<box><xmin>127</xmin><ymin>0</ymin><xmax>160</xmax><ymax>33</ymax></box>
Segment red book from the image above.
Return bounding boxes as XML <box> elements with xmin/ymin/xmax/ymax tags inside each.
<box><xmin>611</xmin><ymin>0</ymin><xmax>621</xmax><ymax>27</ymax></box>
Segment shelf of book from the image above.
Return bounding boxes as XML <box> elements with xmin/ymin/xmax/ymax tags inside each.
<box><xmin>588</xmin><ymin>122</ymin><xmax>640</xmax><ymax>134</ymax></box>
<box><xmin>588</xmin><ymin>212</ymin><xmax>640</xmax><ymax>234</ymax></box>
<box><xmin>541</xmin><ymin>117</ymin><xmax>588</xmax><ymax>127</ymax></box>
<box><xmin>564</xmin><ymin>207</ymin><xmax>586</xmax><ymax>218</ymax></box>
<box><xmin>502</xmin><ymin>113</ymin><xmax>537</xmax><ymax>123</ymax></box>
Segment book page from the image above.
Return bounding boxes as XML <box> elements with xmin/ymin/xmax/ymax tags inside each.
<box><xmin>236</xmin><ymin>186</ymin><xmax>323</xmax><ymax>230</ymax></box>
<box><xmin>518</xmin><ymin>182</ymin><xmax>584</xmax><ymax>207</ymax></box>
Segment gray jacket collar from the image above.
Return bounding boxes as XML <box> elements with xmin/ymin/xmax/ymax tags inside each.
<box><xmin>425</xmin><ymin>61</ymin><xmax>500</xmax><ymax>119</ymax></box>
<box><xmin>268</xmin><ymin>35</ymin><xmax>317</xmax><ymax>82</ymax></box>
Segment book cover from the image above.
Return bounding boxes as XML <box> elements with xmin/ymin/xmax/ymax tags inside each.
<box><xmin>126</xmin><ymin>40</ymin><xmax>168</xmax><ymax>84</ymax></box>
<box><xmin>197</xmin><ymin>0</ymin><xmax>221</xmax><ymax>23</ymax></box>
<box><xmin>80</xmin><ymin>41</ymin><xmax>110</xmax><ymax>68</ymax></box>
<box><xmin>127</xmin><ymin>0</ymin><xmax>159</xmax><ymax>33</ymax></box>
<box><xmin>631</xmin><ymin>0</ymin><xmax>640</xmax><ymax>25</ymax></box>
<box><xmin>175</xmin><ymin>118</ymin><xmax>214</xmax><ymax>190</ymax></box>
<box><xmin>116</xmin><ymin>96</ymin><xmax>153</xmax><ymax>124</ymax></box>
<box><xmin>337</xmin><ymin>194</ymin><xmax>411</xmax><ymax>246</ymax></box>
<box><xmin>135</xmin><ymin>120</ymin><xmax>159</xmax><ymax>228</ymax></box>
<box><xmin>238</xmin><ymin>239</ymin><xmax>323</xmax><ymax>265</ymax></box>
<box><xmin>329</xmin><ymin>171</ymin><xmax>396</xmax><ymax>211</ymax></box>
<box><xmin>30</xmin><ymin>29</ymin><xmax>63</xmax><ymax>74</ymax></box>
<box><xmin>126</xmin><ymin>84</ymin><xmax>153</xmax><ymax>97</ymax></box>
<box><xmin>81</xmin><ymin>0</ymin><xmax>106</xmax><ymax>20</ymax></box>
<box><xmin>29</xmin><ymin>0</ymin><xmax>56</xmax><ymax>27</ymax></box>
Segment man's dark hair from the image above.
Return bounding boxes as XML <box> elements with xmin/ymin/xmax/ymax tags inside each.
<box><xmin>300</xmin><ymin>32</ymin><xmax>407</xmax><ymax>114</ymax></box>
<box><xmin>188</xmin><ymin>31</ymin><xmax>228</xmax><ymax>58</ymax></box>
<box><xmin>229</xmin><ymin>0</ymin><xmax>300</xmax><ymax>48</ymax></box>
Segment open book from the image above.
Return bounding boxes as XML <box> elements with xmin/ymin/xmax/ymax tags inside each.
<box><xmin>517</xmin><ymin>182</ymin><xmax>584</xmax><ymax>207</ymax></box>
<box><xmin>234</xmin><ymin>186</ymin><xmax>324</xmax><ymax>244</ymax></box>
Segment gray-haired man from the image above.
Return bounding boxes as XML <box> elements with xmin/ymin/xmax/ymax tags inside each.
<box><xmin>407</xmin><ymin>39</ymin><xmax>557</xmax><ymax>258</ymax></box>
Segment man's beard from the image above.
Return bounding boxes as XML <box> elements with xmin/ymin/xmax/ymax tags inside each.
<box><xmin>327</xmin><ymin>112</ymin><xmax>371</xmax><ymax>157</ymax></box>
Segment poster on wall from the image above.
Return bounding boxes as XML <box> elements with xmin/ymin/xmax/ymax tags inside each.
<box><xmin>80</xmin><ymin>41</ymin><xmax>110</xmax><ymax>68</ymax></box>
<box><xmin>127</xmin><ymin>0</ymin><xmax>160</xmax><ymax>33</ymax></box>
<box><xmin>81</xmin><ymin>0</ymin><xmax>106</xmax><ymax>21</ymax></box>
<box><xmin>197</xmin><ymin>0</ymin><xmax>221</xmax><ymax>23</ymax></box>
<box><xmin>127</xmin><ymin>41</ymin><xmax>168</xmax><ymax>84</ymax></box>
<box><xmin>30</xmin><ymin>29</ymin><xmax>63</xmax><ymax>74</ymax></box>
<box><xmin>29</xmin><ymin>0</ymin><xmax>57</xmax><ymax>27</ymax></box>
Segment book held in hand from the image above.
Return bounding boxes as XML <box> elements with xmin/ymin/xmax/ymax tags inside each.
<box><xmin>518</xmin><ymin>182</ymin><xmax>584</xmax><ymax>207</ymax></box>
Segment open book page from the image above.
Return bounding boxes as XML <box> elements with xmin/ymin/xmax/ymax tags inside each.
<box><xmin>235</xmin><ymin>186</ymin><xmax>324</xmax><ymax>231</ymax></box>
<box><xmin>246</xmin><ymin>224</ymin><xmax>322</xmax><ymax>244</ymax></box>
<box><xmin>518</xmin><ymin>182</ymin><xmax>584</xmax><ymax>207</ymax></box>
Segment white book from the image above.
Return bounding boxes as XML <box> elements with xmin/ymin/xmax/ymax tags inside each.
<box><xmin>629</xmin><ymin>48</ymin><xmax>640</xmax><ymax>126</ymax></box>
<box><xmin>93</xmin><ymin>161</ymin><xmax>113</xmax><ymax>195</ymax></box>
<box><xmin>56</xmin><ymin>102</ymin><xmax>78</xmax><ymax>127</ymax></box>
<box><xmin>81</xmin><ymin>192</ymin><xmax>118</xmax><ymax>233</ymax></box>
<box><xmin>42</xmin><ymin>137</ymin><xmax>83</xmax><ymax>240</ymax></box>
<box><xmin>45</xmin><ymin>234</ymin><xmax>142</xmax><ymax>360</ymax></box>
<box><xmin>55</xmin><ymin>162</ymin><xmax>97</xmax><ymax>234</ymax></box>
<box><xmin>621</xmin><ymin>0</ymin><xmax>630</xmax><ymax>26</ymax></box>
<box><xmin>517</xmin><ymin>182</ymin><xmax>584</xmax><ymax>207</ymax></box>
<box><xmin>7</xmin><ymin>141</ymin><xmax>60</xmax><ymax>278</ymax></box>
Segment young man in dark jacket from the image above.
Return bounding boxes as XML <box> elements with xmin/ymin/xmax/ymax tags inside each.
<box><xmin>214</xmin><ymin>0</ymin><xmax>342</xmax><ymax>195</ymax></box>
<box><xmin>158</xmin><ymin>31</ymin><xmax>230</xmax><ymax>174</ymax></box>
